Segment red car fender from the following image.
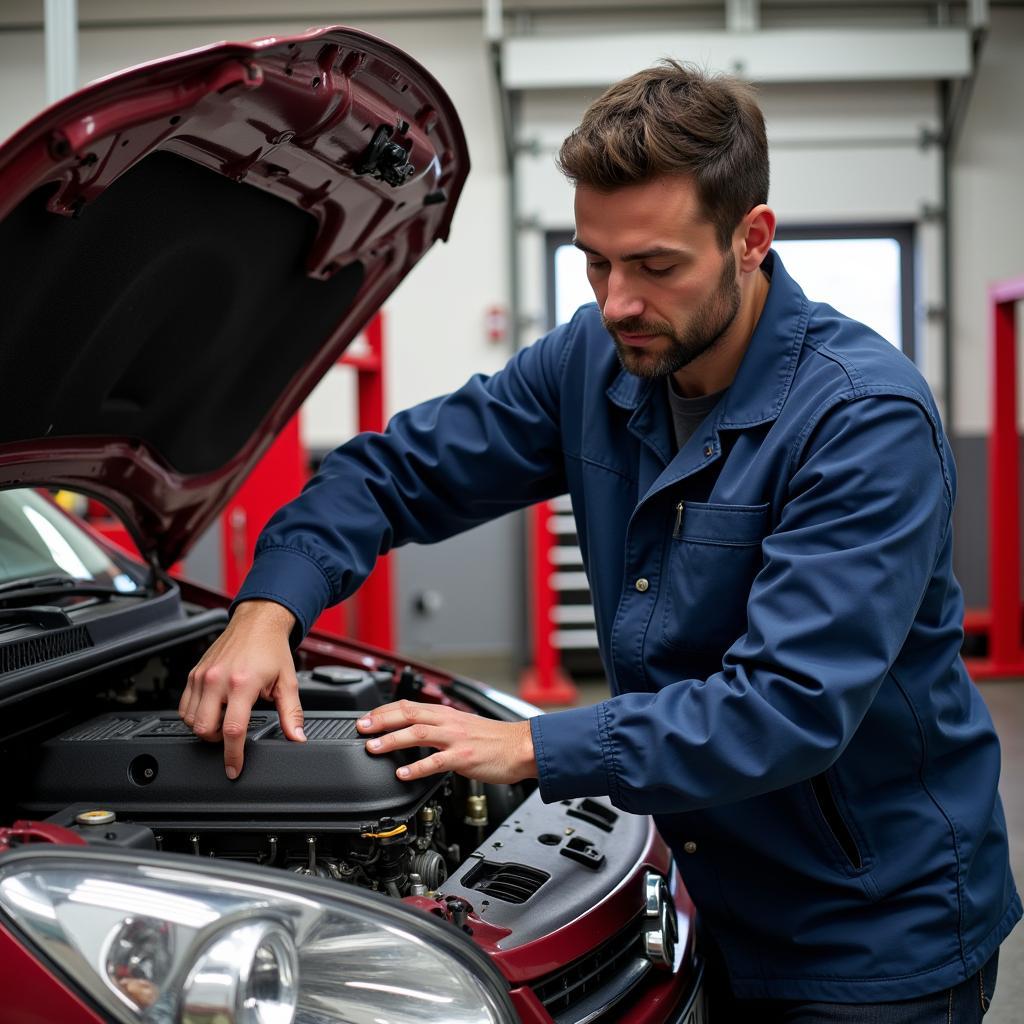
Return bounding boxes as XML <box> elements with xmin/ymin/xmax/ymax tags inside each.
<box><xmin>0</xmin><ymin>923</ymin><xmax>105</xmax><ymax>1024</ymax></box>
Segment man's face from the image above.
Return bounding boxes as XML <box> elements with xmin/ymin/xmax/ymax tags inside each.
<box><xmin>573</xmin><ymin>176</ymin><xmax>741</xmax><ymax>378</ymax></box>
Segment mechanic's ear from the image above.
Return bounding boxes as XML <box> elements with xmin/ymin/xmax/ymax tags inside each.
<box><xmin>737</xmin><ymin>204</ymin><xmax>776</xmax><ymax>273</ymax></box>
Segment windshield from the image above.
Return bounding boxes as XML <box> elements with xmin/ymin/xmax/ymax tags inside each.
<box><xmin>0</xmin><ymin>489</ymin><xmax>141</xmax><ymax>592</ymax></box>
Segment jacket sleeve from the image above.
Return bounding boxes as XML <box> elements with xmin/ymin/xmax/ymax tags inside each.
<box><xmin>233</xmin><ymin>324</ymin><xmax>572</xmax><ymax>636</ymax></box>
<box><xmin>530</xmin><ymin>393</ymin><xmax>955</xmax><ymax>813</ymax></box>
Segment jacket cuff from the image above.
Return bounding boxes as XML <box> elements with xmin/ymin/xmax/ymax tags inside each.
<box><xmin>531</xmin><ymin>703</ymin><xmax>613</xmax><ymax>804</ymax></box>
<box><xmin>231</xmin><ymin>545</ymin><xmax>335</xmax><ymax>642</ymax></box>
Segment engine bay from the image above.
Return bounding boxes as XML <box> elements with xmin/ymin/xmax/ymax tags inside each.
<box><xmin>14</xmin><ymin>661</ymin><xmax>528</xmax><ymax>901</ymax></box>
<box><xmin>23</xmin><ymin>706</ymin><xmax>454</xmax><ymax>898</ymax></box>
<box><xmin>2</xmin><ymin>622</ymin><xmax>650</xmax><ymax>946</ymax></box>
<box><xmin>0</xmin><ymin>607</ymin><xmax>671</xmax><ymax>1024</ymax></box>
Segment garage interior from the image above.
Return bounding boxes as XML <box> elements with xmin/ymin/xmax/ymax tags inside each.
<box><xmin>1</xmin><ymin>0</ymin><xmax>1023</xmax><ymax>1019</ymax></box>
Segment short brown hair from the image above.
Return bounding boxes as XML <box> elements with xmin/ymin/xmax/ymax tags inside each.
<box><xmin>558</xmin><ymin>60</ymin><xmax>769</xmax><ymax>250</ymax></box>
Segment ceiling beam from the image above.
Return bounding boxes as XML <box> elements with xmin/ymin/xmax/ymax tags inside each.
<box><xmin>503</xmin><ymin>27</ymin><xmax>972</xmax><ymax>88</ymax></box>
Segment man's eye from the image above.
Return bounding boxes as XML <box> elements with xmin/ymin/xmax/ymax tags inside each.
<box><xmin>586</xmin><ymin>261</ymin><xmax>609</xmax><ymax>272</ymax></box>
<box><xmin>642</xmin><ymin>265</ymin><xmax>674</xmax><ymax>277</ymax></box>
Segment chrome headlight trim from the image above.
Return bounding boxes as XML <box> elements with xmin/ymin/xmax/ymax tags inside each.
<box><xmin>0</xmin><ymin>846</ymin><xmax>517</xmax><ymax>1024</ymax></box>
<box><xmin>181</xmin><ymin>918</ymin><xmax>298</xmax><ymax>1024</ymax></box>
<box><xmin>469</xmin><ymin>684</ymin><xmax>543</xmax><ymax>720</ymax></box>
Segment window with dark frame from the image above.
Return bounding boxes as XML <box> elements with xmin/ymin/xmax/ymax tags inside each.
<box><xmin>545</xmin><ymin>223</ymin><xmax>916</xmax><ymax>362</ymax></box>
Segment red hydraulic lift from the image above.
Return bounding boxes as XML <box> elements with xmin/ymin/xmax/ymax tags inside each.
<box><xmin>222</xmin><ymin>313</ymin><xmax>394</xmax><ymax>648</ymax></box>
<box><xmin>963</xmin><ymin>276</ymin><xmax>1024</xmax><ymax>679</ymax></box>
<box><xmin>337</xmin><ymin>311</ymin><xmax>393</xmax><ymax>650</ymax></box>
<box><xmin>519</xmin><ymin>499</ymin><xmax>579</xmax><ymax>707</ymax></box>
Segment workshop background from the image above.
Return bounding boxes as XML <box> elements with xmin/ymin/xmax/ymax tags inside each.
<box><xmin>1</xmin><ymin>1</ymin><xmax>1022</xmax><ymax>1016</ymax></box>
<box><xmin>3</xmin><ymin>0</ymin><xmax>1021</xmax><ymax>675</ymax></box>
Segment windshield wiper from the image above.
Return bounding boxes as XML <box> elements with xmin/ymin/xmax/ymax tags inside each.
<box><xmin>0</xmin><ymin>574</ymin><xmax>77</xmax><ymax>596</ymax></box>
<box><xmin>0</xmin><ymin>574</ymin><xmax>147</xmax><ymax>604</ymax></box>
<box><xmin>0</xmin><ymin>606</ymin><xmax>72</xmax><ymax>630</ymax></box>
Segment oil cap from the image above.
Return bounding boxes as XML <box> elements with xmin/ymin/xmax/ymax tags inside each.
<box><xmin>75</xmin><ymin>809</ymin><xmax>116</xmax><ymax>826</ymax></box>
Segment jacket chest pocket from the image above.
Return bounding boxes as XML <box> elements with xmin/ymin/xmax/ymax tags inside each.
<box><xmin>660</xmin><ymin>501</ymin><xmax>770</xmax><ymax>653</ymax></box>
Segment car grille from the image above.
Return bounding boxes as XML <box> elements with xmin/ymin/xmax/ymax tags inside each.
<box><xmin>531</xmin><ymin>912</ymin><xmax>650</xmax><ymax>1024</ymax></box>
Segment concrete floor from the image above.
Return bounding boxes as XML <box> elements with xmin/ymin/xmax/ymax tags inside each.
<box><xmin>462</xmin><ymin>663</ymin><xmax>1024</xmax><ymax>1018</ymax></box>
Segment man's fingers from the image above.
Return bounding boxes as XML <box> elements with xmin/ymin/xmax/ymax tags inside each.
<box><xmin>183</xmin><ymin>667</ymin><xmax>207</xmax><ymax>726</ymax></box>
<box><xmin>178</xmin><ymin>673</ymin><xmax>194</xmax><ymax>719</ymax></box>
<box><xmin>177</xmin><ymin>602</ymin><xmax>300</xmax><ymax>779</ymax></box>
<box><xmin>366</xmin><ymin>722</ymin><xmax>440</xmax><ymax>755</ymax></box>
<box><xmin>274</xmin><ymin>670</ymin><xmax>306</xmax><ymax>743</ymax></box>
<box><xmin>192</xmin><ymin>676</ymin><xmax>228</xmax><ymax>740</ymax></box>
<box><xmin>357</xmin><ymin>699</ymin><xmax>441</xmax><ymax>734</ymax></box>
<box><xmin>222</xmin><ymin>694</ymin><xmax>252</xmax><ymax>781</ymax></box>
<box><xmin>186</xmin><ymin>680</ymin><xmax>206</xmax><ymax>728</ymax></box>
<box><xmin>394</xmin><ymin>750</ymin><xmax>454</xmax><ymax>781</ymax></box>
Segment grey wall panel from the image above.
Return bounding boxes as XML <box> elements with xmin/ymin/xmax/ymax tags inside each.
<box><xmin>951</xmin><ymin>433</ymin><xmax>1024</xmax><ymax>612</ymax></box>
<box><xmin>182</xmin><ymin>521</ymin><xmax>224</xmax><ymax>592</ymax></box>
<box><xmin>396</xmin><ymin>512</ymin><xmax>523</xmax><ymax>664</ymax></box>
<box><xmin>951</xmin><ymin>434</ymin><xmax>1005</xmax><ymax>611</ymax></box>
<box><xmin>953</xmin><ymin>435</ymin><xmax>986</xmax><ymax>608</ymax></box>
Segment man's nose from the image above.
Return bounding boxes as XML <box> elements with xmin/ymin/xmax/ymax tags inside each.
<box><xmin>601</xmin><ymin>271</ymin><xmax>644</xmax><ymax>322</ymax></box>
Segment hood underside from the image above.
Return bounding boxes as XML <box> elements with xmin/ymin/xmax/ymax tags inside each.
<box><xmin>0</xmin><ymin>26</ymin><xmax>469</xmax><ymax>568</ymax></box>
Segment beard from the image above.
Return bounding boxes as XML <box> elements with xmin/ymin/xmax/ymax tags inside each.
<box><xmin>604</xmin><ymin>250</ymin><xmax>741</xmax><ymax>378</ymax></box>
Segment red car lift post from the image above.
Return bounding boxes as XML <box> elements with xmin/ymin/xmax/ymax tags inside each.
<box><xmin>223</xmin><ymin>313</ymin><xmax>394</xmax><ymax>650</ymax></box>
<box><xmin>963</xmin><ymin>276</ymin><xmax>1024</xmax><ymax>679</ymax></box>
<box><xmin>519</xmin><ymin>500</ymin><xmax>579</xmax><ymax>706</ymax></box>
<box><xmin>338</xmin><ymin>312</ymin><xmax>394</xmax><ymax>651</ymax></box>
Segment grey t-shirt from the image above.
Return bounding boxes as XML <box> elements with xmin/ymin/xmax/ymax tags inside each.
<box><xmin>666</xmin><ymin>378</ymin><xmax>727</xmax><ymax>451</ymax></box>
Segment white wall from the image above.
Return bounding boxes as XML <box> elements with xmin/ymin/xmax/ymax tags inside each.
<box><xmin>0</xmin><ymin>30</ymin><xmax>44</xmax><ymax>133</ymax></box>
<box><xmin>951</xmin><ymin>6</ymin><xmax>1024</xmax><ymax>436</ymax></box>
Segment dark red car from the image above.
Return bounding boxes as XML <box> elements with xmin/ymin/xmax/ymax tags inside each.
<box><xmin>0</xmin><ymin>26</ymin><xmax>705</xmax><ymax>1024</ymax></box>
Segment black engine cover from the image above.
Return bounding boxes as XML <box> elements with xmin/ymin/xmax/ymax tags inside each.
<box><xmin>22</xmin><ymin>711</ymin><xmax>444</xmax><ymax>832</ymax></box>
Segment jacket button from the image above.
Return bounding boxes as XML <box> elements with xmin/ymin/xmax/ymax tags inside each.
<box><xmin>635</xmin><ymin>578</ymin><xmax>650</xmax><ymax>592</ymax></box>
<box><xmin>703</xmin><ymin>445</ymin><xmax>714</xmax><ymax>458</ymax></box>
<box><xmin>683</xmin><ymin>841</ymin><xmax>697</xmax><ymax>854</ymax></box>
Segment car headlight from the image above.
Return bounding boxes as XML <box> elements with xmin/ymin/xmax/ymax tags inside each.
<box><xmin>0</xmin><ymin>848</ymin><xmax>515</xmax><ymax>1024</ymax></box>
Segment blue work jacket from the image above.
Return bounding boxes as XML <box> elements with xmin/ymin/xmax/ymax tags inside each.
<box><xmin>239</xmin><ymin>251</ymin><xmax>1019</xmax><ymax>1001</ymax></box>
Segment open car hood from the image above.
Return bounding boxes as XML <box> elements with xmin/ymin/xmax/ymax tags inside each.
<box><xmin>0</xmin><ymin>26</ymin><xmax>468</xmax><ymax>570</ymax></box>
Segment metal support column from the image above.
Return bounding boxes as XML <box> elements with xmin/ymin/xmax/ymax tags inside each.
<box><xmin>222</xmin><ymin>314</ymin><xmax>393</xmax><ymax>649</ymax></box>
<box><xmin>726</xmin><ymin>0</ymin><xmax>760</xmax><ymax>33</ymax></box>
<box><xmin>963</xmin><ymin>277</ymin><xmax>1024</xmax><ymax>680</ymax></box>
<box><xmin>44</xmin><ymin>0</ymin><xmax>78</xmax><ymax>105</ymax></box>
<box><xmin>340</xmin><ymin>313</ymin><xmax>395</xmax><ymax>652</ymax></box>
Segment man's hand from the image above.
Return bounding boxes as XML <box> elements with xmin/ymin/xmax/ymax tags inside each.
<box><xmin>180</xmin><ymin>599</ymin><xmax>305</xmax><ymax>779</ymax></box>
<box><xmin>356</xmin><ymin>700</ymin><xmax>538</xmax><ymax>785</ymax></box>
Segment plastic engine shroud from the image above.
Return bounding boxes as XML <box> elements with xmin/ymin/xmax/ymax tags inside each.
<box><xmin>20</xmin><ymin>711</ymin><xmax>443</xmax><ymax>831</ymax></box>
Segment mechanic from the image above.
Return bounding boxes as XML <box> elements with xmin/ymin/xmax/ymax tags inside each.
<box><xmin>181</xmin><ymin>61</ymin><xmax>1018</xmax><ymax>1022</ymax></box>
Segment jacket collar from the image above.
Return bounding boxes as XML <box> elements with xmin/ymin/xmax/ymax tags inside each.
<box><xmin>604</xmin><ymin>249</ymin><xmax>809</xmax><ymax>430</ymax></box>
